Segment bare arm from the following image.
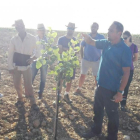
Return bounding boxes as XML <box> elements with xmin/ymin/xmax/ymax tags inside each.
<box><xmin>113</xmin><ymin>67</ymin><xmax>130</xmax><ymax>103</ymax></box>
<box><xmin>80</xmin><ymin>46</ymin><xmax>84</xmax><ymax>59</ymax></box>
<box><xmin>58</xmin><ymin>45</ymin><xmax>68</xmax><ymax>54</ymax></box>
<box><xmin>82</xmin><ymin>33</ymin><xmax>96</xmax><ymax>46</ymax></box>
<box><xmin>133</xmin><ymin>53</ymin><xmax>138</xmax><ymax>62</ymax></box>
<box><xmin>8</xmin><ymin>40</ymin><xmax>15</xmax><ymax>74</ymax></box>
<box><xmin>119</xmin><ymin>67</ymin><xmax>130</xmax><ymax>91</ymax></box>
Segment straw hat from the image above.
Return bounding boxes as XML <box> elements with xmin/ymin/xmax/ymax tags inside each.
<box><xmin>37</xmin><ymin>23</ymin><xmax>46</xmax><ymax>30</ymax></box>
<box><xmin>65</xmin><ymin>22</ymin><xmax>77</xmax><ymax>29</ymax></box>
<box><xmin>12</xmin><ymin>19</ymin><xmax>24</xmax><ymax>26</ymax></box>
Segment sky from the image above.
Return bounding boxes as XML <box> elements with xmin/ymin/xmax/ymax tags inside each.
<box><xmin>0</xmin><ymin>0</ymin><xmax>140</xmax><ymax>34</ymax></box>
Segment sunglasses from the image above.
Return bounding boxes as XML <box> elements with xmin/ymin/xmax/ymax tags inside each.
<box><xmin>123</xmin><ymin>37</ymin><xmax>128</xmax><ymax>40</ymax></box>
<box><xmin>67</xmin><ymin>27</ymin><xmax>75</xmax><ymax>30</ymax></box>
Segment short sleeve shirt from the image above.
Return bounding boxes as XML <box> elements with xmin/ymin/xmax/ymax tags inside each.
<box><xmin>81</xmin><ymin>33</ymin><xmax>105</xmax><ymax>61</ymax></box>
<box><xmin>129</xmin><ymin>43</ymin><xmax>138</xmax><ymax>70</ymax></box>
<box><xmin>57</xmin><ymin>36</ymin><xmax>77</xmax><ymax>48</ymax></box>
<box><xmin>95</xmin><ymin>39</ymin><xmax>132</xmax><ymax>92</ymax></box>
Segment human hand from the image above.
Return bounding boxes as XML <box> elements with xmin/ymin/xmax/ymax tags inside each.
<box><xmin>82</xmin><ymin>33</ymin><xmax>93</xmax><ymax>45</ymax></box>
<box><xmin>27</xmin><ymin>58</ymin><xmax>34</xmax><ymax>64</ymax></box>
<box><xmin>113</xmin><ymin>92</ymin><xmax>123</xmax><ymax>103</ymax></box>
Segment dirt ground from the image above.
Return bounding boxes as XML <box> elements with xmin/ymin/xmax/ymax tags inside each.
<box><xmin>0</xmin><ymin>29</ymin><xmax>140</xmax><ymax>140</ymax></box>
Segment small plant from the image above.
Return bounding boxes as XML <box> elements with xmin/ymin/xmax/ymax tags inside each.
<box><xmin>36</xmin><ymin>27</ymin><xmax>81</xmax><ymax>140</ymax></box>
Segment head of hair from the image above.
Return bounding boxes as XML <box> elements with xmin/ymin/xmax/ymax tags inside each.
<box><xmin>123</xmin><ymin>31</ymin><xmax>132</xmax><ymax>42</ymax></box>
<box><xmin>113</xmin><ymin>21</ymin><xmax>124</xmax><ymax>32</ymax></box>
<box><xmin>91</xmin><ymin>22</ymin><xmax>99</xmax><ymax>28</ymax></box>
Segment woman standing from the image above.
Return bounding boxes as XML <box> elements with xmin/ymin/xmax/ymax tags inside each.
<box><xmin>121</xmin><ymin>31</ymin><xmax>139</xmax><ymax>111</ymax></box>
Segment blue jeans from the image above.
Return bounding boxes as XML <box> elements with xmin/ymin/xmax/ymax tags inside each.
<box><xmin>92</xmin><ymin>86</ymin><xmax>119</xmax><ymax>140</ymax></box>
<box><xmin>32</xmin><ymin>61</ymin><xmax>48</xmax><ymax>94</ymax></box>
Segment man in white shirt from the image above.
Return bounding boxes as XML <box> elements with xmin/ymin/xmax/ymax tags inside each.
<box><xmin>8</xmin><ymin>19</ymin><xmax>40</xmax><ymax>110</ymax></box>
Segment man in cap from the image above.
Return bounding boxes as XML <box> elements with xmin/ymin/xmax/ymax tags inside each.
<box><xmin>32</xmin><ymin>24</ymin><xmax>48</xmax><ymax>99</ymax></box>
<box><xmin>75</xmin><ymin>22</ymin><xmax>105</xmax><ymax>94</ymax></box>
<box><xmin>8</xmin><ymin>19</ymin><xmax>40</xmax><ymax>110</ymax></box>
<box><xmin>57</xmin><ymin>22</ymin><xmax>78</xmax><ymax>103</ymax></box>
<box><xmin>81</xmin><ymin>21</ymin><xmax>132</xmax><ymax>140</ymax></box>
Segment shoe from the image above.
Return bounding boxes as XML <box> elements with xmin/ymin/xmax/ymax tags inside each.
<box><xmin>74</xmin><ymin>88</ymin><xmax>81</xmax><ymax>95</ymax></box>
<box><xmin>15</xmin><ymin>101</ymin><xmax>24</xmax><ymax>107</ymax></box>
<box><xmin>106</xmin><ymin>135</ymin><xmax>117</xmax><ymax>140</ymax></box>
<box><xmin>38</xmin><ymin>93</ymin><xmax>42</xmax><ymax>99</ymax></box>
<box><xmin>64</xmin><ymin>94</ymin><xmax>72</xmax><ymax>103</ymax></box>
<box><xmin>121</xmin><ymin>106</ymin><xmax>127</xmax><ymax>112</ymax></box>
<box><xmin>0</xmin><ymin>93</ymin><xmax>3</xmax><ymax>98</ymax></box>
<box><xmin>58</xmin><ymin>94</ymin><xmax>62</xmax><ymax>102</ymax></box>
<box><xmin>31</xmin><ymin>104</ymin><xmax>39</xmax><ymax>110</ymax></box>
<box><xmin>81</xmin><ymin>130</ymin><xmax>99</xmax><ymax>138</ymax></box>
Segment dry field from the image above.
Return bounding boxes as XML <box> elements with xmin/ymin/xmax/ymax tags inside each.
<box><xmin>0</xmin><ymin>28</ymin><xmax>140</xmax><ymax>140</ymax></box>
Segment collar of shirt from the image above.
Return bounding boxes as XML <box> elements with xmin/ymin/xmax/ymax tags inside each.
<box><xmin>89</xmin><ymin>33</ymin><xmax>100</xmax><ymax>39</ymax></box>
<box><xmin>110</xmin><ymin>38</ymin><xmax>124</xmax><ymax>47</ymax></box>
<box><xmin>37</xmin><ymin>36</ymin><xmax>47</xmax><ymax>43</ymax></box>
<box><xmin>15</xmin><ymin>32</ymin><xmax>30</xmax><ymax>40</ymax></box>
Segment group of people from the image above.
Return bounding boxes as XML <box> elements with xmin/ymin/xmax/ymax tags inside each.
<box><xmin>6</xmin><ymin>19</ymin><xmax>138</xmax><ymax>140</ymax></box>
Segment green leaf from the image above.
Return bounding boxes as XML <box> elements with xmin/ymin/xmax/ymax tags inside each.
<box><xmin>42</xmin><ymin>59</ymin><xmax>46</xmax><ymax>65</ymax></box>
<box><xmin>50</xmin><ymin>38</ymin><xmax>54</xmax><ymax>43</ymax></box>
<box><xmin>51</xmin><ymin>32</ymin><xmax>57</xmax><ymax>38</ymax></box>
<box><xmin>68</xmin><ymin>42</ymin><xmax>71</xmax><ymax>47</ymax></box>
<box><xmin>77</xmin><ymin>33</ymin><xmax>81</xmax><ymax>38</ymax></box>
<box><xmin>75</xmin><ymin>60</ymin><xmax>79</xmax><ymax>65</ymax></box>
<box><xmin>53</xmin><ymin>87</ymin><xmax>56</xmax><ymax>90</ymax></box>
<box><xmin>36</xmin><ymin>41</ymin><xmax>41</xmax><ymax>45</ymax></box>
<box><xmin>48</xmin><ymin>70</ymin><xmax>55</xmax><ymax>74</ymax></box>
<box><xmin>36</xmin><ymin>61</ymin><xmax>42</xmax><ymax>69</ymax></box>
<box><xmin>71</xmin><ymin>39</ymin><xmax>77</xmax><ymax>45</ymax></box>
<box><xmin>48</xmin><ymin>27</ymin><xmax>52</xmax><ymax>32</ymax></box>
<box><xmin>47</xmin><ymin>32</ymin><xmax>51</xmax><ymax>37</ymax></box>
<box><xmin>74</xmin><ymin>46</ymin><xmax>80</xmax><ymax>52</ymax></box>
<box><xmin>40</xmin><ymin>49</ymin><xmax>46</xmax><ymax>54</ymax></box>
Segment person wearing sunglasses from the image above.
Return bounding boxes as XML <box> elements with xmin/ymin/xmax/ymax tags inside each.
<box><xmin>121</xmin><ymin>31</ymin><xmax>138</xmax><ymax>111</ymax></box>
<box><xmin>82</xmin><ymin>21</ymin><xmax>132</xmax><ymax>140</ymax></box>
<box><xmin>75</xmin><ymin>22</ymin><xmax>105</xmax><ymax>94</ymax></box>
<box><xmin>57</xmin><ymin>22</ymin><xmax>78</xmax><ymax>103</ymax></box>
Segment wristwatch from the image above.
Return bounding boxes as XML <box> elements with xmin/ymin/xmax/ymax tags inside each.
<box><xmin>117</xmin><ymin>89</ymin><xmax>124</xmax><ymax>95</ymax></box>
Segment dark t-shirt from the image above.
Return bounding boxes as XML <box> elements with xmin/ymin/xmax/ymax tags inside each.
<box><xmin>57</xmin><ymin>36</ymin><xmax>77</xmax><ymax>48</ymax></box>
<box><xmin>57</xmin><ymin>36</ymin><xmax>78</xmax><ymax>79</ymax></box>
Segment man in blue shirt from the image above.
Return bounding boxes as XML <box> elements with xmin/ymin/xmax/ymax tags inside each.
<box><xmin>75</xmin><ymin>22</ymin><xmax>104</xmax><ymax>94</ymax></box>
<box><xmin>82</xmin><ymin>21</ymin><xmax>132</xmax><ymax>140</ymax></box>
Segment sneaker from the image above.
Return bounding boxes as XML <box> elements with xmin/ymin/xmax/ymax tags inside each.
<box><xmin>15</xmin><ymin>101</ymin><xmax>24</xmax><ymax>107</ymax></box>
<box><xmin>31</xmin><ymin>104</ymin><xmax>39</xmax><ymax>111</ymax></box>
<box><xmin>81</xmin><ymin>130</ymin><xmax>99</xmax><ymax>138</ymax></box>
<box><xmin>64</xmin><ymin>94</ymin><xmax>72</xmax><ymax>103</ymax></box>
<box><xmin>0</xmin><ymin>93</ymin><xmax>3</xmax><ymax>98</ymax></box>
<box><xmin>74</xmin><ymin>88</ymin><xmax>81</xmax><ymax>95</ymax></box>
<box><xmin>121</xmin><ymin>106</ymin><xmax>127</xmax><ymax>112</ymax></box>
